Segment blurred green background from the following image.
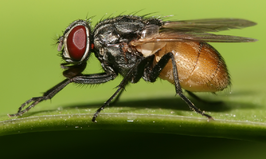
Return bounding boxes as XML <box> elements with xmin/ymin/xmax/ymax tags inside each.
<box><xmin>0</xmin><ymin>0</ymin><xmax>266</xmax><ymax>158</ymax></box>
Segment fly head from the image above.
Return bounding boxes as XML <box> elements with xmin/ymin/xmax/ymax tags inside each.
<box><xmin>57</xmin><ymin>20</ymin><xmax>92</xmax><ymax>64</ymax></box>
<box><xmin>57</xmin><ymin>20</ymin><xmax>92</xmax><ymax>78</ymax></box>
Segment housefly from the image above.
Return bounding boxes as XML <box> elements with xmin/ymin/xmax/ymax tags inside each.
<box><xmin>9</xmin><ymin>15</ymin><xmax>257</xmax><ymax>122</ymax></box>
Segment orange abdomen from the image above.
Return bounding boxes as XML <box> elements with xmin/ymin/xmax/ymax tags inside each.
<box><xmin>154</xmin><ymin>42</ymin><xmax>230</xmax><ymax>92</ymax></box>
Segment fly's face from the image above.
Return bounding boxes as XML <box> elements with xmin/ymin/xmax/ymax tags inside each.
<box><xmin>58</xmin><ymin>20</ymin><xmax>92</xmax><ymax>64</ymax></box>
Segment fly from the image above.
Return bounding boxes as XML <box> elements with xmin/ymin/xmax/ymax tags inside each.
<box><xmin>9</xmin><ymin>15</ymin><xmax>257</xmax><ymax>122</ymax></box>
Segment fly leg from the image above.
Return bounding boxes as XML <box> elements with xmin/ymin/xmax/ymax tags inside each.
<box><xmin>186</xmin><ymin>90</ymin><xmax>222</xmax><ymax>104</ymax></box>
<box><xmin>145</xmin><ymin>52</ymin><xmax>213</xmax><ymax>120</ymax></box>
<box><xmin>90</xmin><ymin>56</ymin><xmax>155</xmax><ymax>122</ymax></box>
<box><xmin>111</xmin><ymin>89</ymin><xmax>124</xmax><ymax>105</ymax></box>
<box><xmin>89</xmin><ymin>73</ymin><xmax>130</xmax><ymax>122</ymax></box>
<box><xmin>9</xmin><ymin>73</ymin><xmax>116</xmax><ymax>117</ymax></box>
<box><xmin>9</xmin><ymin>79</ymin><xmax>71</xmax><ymax>117</ymax></box>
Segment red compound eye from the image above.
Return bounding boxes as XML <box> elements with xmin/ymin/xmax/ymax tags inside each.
<box><xmin>66</xmin><ymin>25</ymin><xmax>87</xmax><ymax>61</ymax></box>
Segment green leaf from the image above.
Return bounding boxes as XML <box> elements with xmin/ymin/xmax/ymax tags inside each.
<box><xmin>1</xmin><ymin>0</ymin><xmax>266</xmax><ymax>158</ymax></box>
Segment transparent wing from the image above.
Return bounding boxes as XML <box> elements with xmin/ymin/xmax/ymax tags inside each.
<box><xmin>130</xmin><ymin>19</ymin><xmax>257</xmax><ymax>46</ymax></box>
<box><xmin>161</xmin><ymin>18</ymin><xmax>257</xmax><ymax>33</ymax></box>
<box><xmin>130</xmin><ymin>32</ymin><xmax>257</xmax><ymax>46</ymax></box>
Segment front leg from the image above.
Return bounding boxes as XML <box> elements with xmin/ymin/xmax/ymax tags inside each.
<box><xmin>9</xmin><ymin>73</ymin><xmax>116</xmax><ymax>117</ymax></box>
<box><xmin>146</xmin><ymin>52</ymin><xmax>213</xmax><ymax>120</ymax></box>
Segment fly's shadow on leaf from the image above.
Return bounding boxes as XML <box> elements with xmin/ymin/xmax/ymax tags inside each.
<box><xmin>15</xmin><ymin>92</ymin><xmax>260</xmax><ymax>117</ymax></box>
<box><xmin>61</xmin><ymin>96</ymin><xmax>258</xmax><ymax>112</ymax></box>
